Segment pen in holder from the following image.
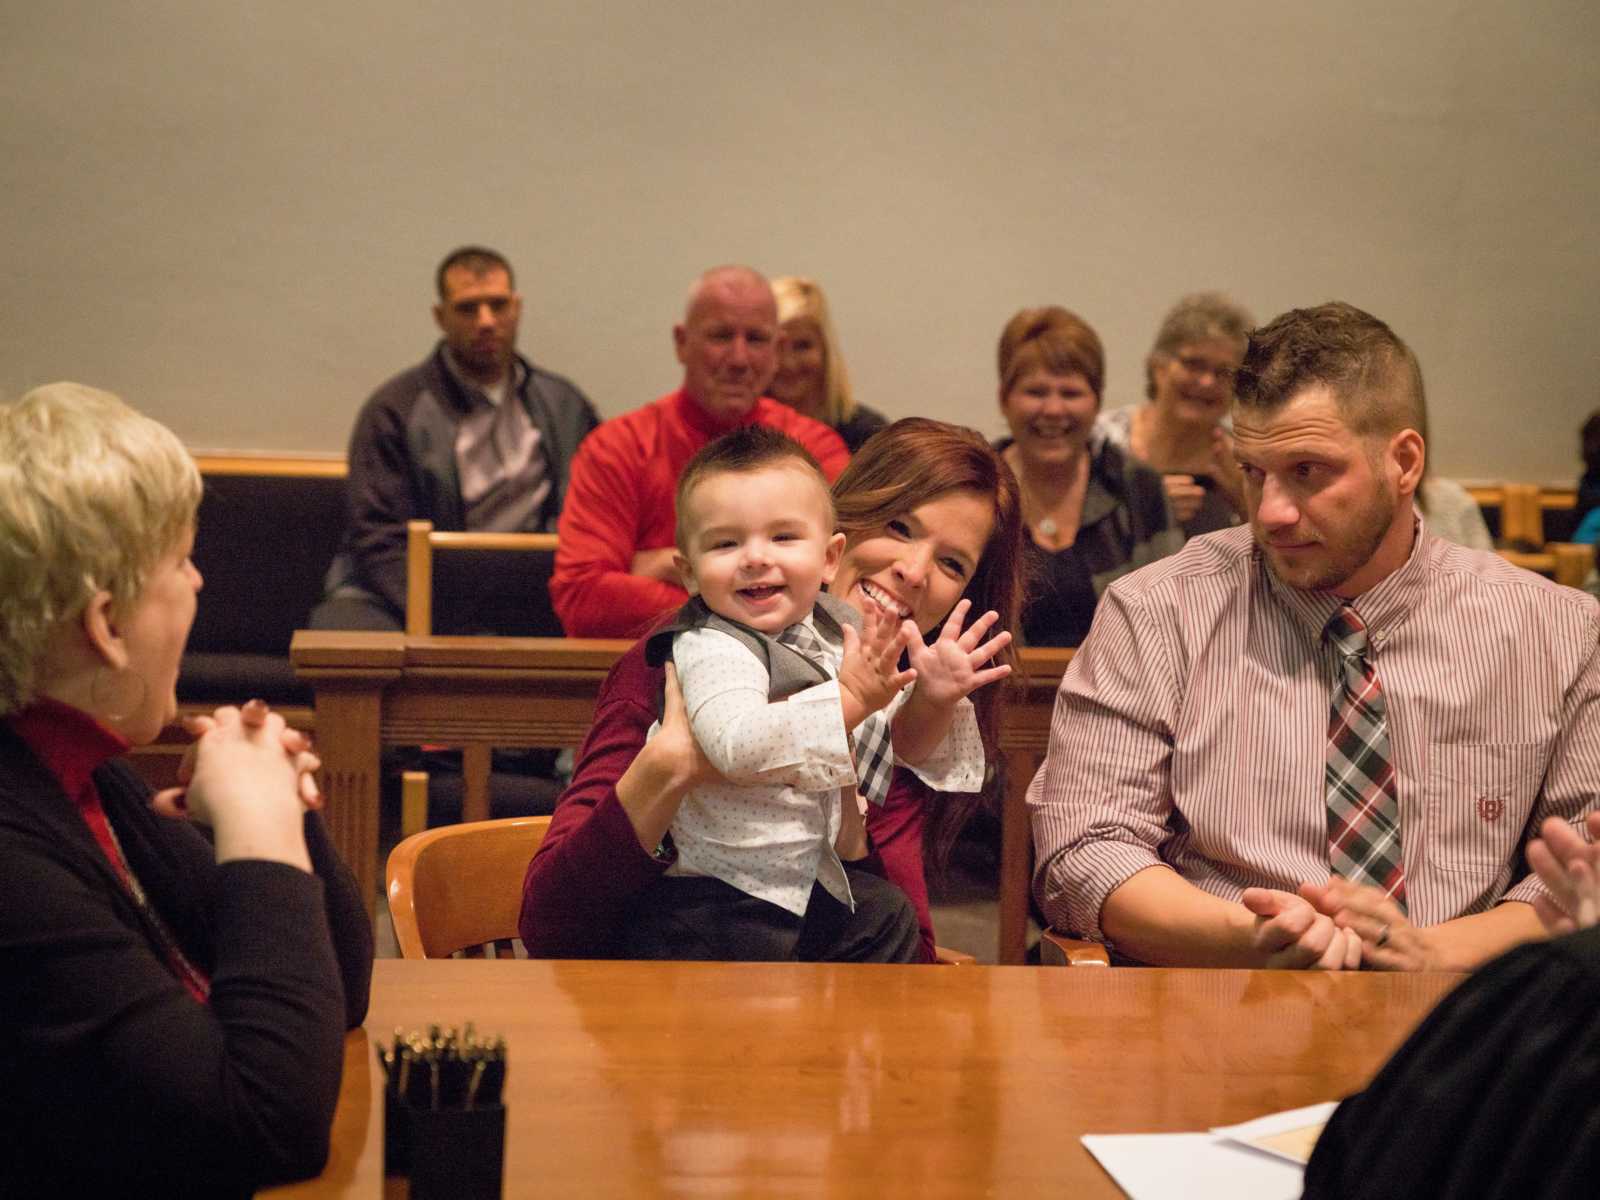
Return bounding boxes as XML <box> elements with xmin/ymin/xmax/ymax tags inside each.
<box><xmin>378</xmin><ymin>1024</ymin><xmax>508</xmax><ymax>1199</ymax></box>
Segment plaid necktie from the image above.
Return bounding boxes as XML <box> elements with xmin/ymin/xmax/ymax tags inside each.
<box><xmin>1324</xmin><ymin>605</ymin><xmax>1407</xmax><ymax>912</ymax></box>
<box><xmin>778</xmin><ymin>622</ymin><xmax>894</xmax><ymax>808</ymax></box>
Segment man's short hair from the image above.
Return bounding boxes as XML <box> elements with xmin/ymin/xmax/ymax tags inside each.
<box><xmin>682</xmin><ymin>265</ymin><xmax>772</xmax><ymax>323</ymax></box>
<box><xmin>674</xmin><ymin>426</ymin><xmax>832</xmax><ymax>552</ymax></box>
<box><xmin>435</xmin><ymin>246</ymin><xmax>515</xmax><ymax>299</ymax></box>
<box><xmin>1234</xmin><ymin>301</ymin><xmax>1425</xmax><ymax>439</ymax></box>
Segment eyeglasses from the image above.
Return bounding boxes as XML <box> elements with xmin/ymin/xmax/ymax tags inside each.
<box><xmin>1175</xmin><ymin>355</ymin><xmax>1237</xmax><ymax>386</ymax></box>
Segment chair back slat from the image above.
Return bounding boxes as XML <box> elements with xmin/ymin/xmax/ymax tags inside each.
<box><xmin>405</xmin><ymin>519</ymin><xmax>562</xmax><ymax>638</ymax></box>
<box><xmin>387</xmin><ymin>816</ymin><xmax>552</xmax><ymax>958</ymax></box>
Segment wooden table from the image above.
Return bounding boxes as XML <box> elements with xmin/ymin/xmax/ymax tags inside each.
<box><xmin>263</xmin><ymin>958</ymin><xmax>1464</xmax><ymax>1198</ymax></box>
<box><xmin>291</xmin><ymin>632</ymin><xmax>1074</xmax><ymax>964</ymax></box>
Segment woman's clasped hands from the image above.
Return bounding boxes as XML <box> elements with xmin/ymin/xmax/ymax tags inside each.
<box><xmin>151</xmin><ymin>701</ymin><xmax>323</xmax><ymax>869</ymax></box>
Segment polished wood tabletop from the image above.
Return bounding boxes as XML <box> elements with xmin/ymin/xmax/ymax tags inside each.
<box><xmin>262</xmin><ymin>958</ymin><xmax>1464</xmax><ymax>1199</ymax></box>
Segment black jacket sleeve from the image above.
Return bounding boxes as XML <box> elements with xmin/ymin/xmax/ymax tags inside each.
<box><xmin>305</xmin><ymin>808</ymin><xmax>374</xmax><ymax>1028</ymax></box>
<box><xmin>0</xmin><ymin>752</ymin><xmax>371</xmax><ymax>1197</ymax></box>
<box><xmin>344</xmin><ymin>385</ymin><xmax>423</xmax><ymax>616</ymax></box>
<box><xmin>1303</xmin><ymin>927</ymin><xmax>1600</xmax><ymax>1199</ymax></box>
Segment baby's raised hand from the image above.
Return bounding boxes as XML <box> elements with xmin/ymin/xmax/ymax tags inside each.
<box><xmin>836</xmin><ymin>600</ymin><xmax>916</xmax><ymax>730</ymax></box>
<box><xmin>906</xmin><ymin>599</ymin><xmax>1012</xmax><ymax>710</ymax></box>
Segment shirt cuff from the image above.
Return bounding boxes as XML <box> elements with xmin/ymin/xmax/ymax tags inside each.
<box><xmin>1500</xmin><ymin>870</ymin><xmax>1552</xmax><ymax>908</ymax></box>
<box><xmin>898</xmin><ymin>697</ymin><xmax>984</xmax><ymax>793</ymax></box>
<box><xmin>1046</xmin><ymin>840</ymin><xmax>1169</xmax><ymax>944</ymax></box>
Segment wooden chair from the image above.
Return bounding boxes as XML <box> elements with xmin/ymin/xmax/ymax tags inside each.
<box><xmin>1499</xmin><ymin>482</ymin><xmax>1545</xmax><ymax>549</ymax></box>
<box><xmin>386</xmin><ymin>796</ymin><xmax>977</xmax><ymax>964</ymax></box>
<box><xmin>1498</xmin><ymin>542</ymin><xmax>1593</xmax><ymax>590</ymax></box>
<box><xmin>386</xmin><ymin>815</ymin><xmax>551</xmax><ymax>958</ymax></box>
<box><xmin>404</xmin><ymin>519</ymin><xmax>564</xmax><ymax>822</ymax></box>
<box><xmin>1551</xmin><ymin>542</ymin><xmax>1596</xmax><ymax>590</ymax></box>
<box><xmin>404</xmin><ymin>519</ymin><xmax>561</xmax><ymax>638</ymax></box>
<box><xmin>1039</xmin><ymin>929</ymin><xmax>1111</xmax><ymax>967</ymax></box>
<box><xmin>1469</xmin><ymin>483</ymin><xmax>1581</xmax><ymax>548</ymax></box>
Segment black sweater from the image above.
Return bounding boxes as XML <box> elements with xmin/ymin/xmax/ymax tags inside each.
<box><xmin>0</xmin><ymin>727</ymin><xmax>373</xmax><ymax>1197</ymax></box>
<box><xmin>1304</xmin><ymin>926</ymin><xmax>1600</xmax><ymax>1199</ymax></box>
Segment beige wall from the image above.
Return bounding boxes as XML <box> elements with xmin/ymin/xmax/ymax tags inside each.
<box><xmin>4</xmin><ymin>1</ymin><xmax>1596</xmax><ymax>482</ymax></box>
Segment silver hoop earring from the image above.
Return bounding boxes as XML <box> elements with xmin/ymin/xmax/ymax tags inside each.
<box><xmin>90</xmin><ymin>666</ymin><xmax>150</xmax><ymax>725</ymax></box>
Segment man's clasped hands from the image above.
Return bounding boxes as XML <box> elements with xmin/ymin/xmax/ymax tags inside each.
<box><xmin>1244</xmin><ymin>813</ymin><xmax>1600</xmax><ymax>971</ymax></box>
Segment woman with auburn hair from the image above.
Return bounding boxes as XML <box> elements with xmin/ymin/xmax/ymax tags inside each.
<box><xmin>1097</xmin><ymin>291</ymin><xmax>1253</xmax><ymax>536</ymax></box>
<box><xmin>0</xmin><ymin>384</ymin><xmax>372</xmax><ymax>1198</ymax></box>
<box><xmin>770</xmin><ymin>275</ymin><xmax>888</xmax><ymax>452</ymax></box>
<box><xmin>521</xmin><ymin>418</ymin><xmax>1023</xmax><ymax>962</ymax></box>
<box><xmin>996</xmin><ymin>306</ymin><xmax>1180</xmax><ymax>647</ymax></box>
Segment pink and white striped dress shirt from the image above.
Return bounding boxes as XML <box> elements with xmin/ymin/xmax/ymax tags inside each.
<box><xmin>1029</xmin><ymin>521</ymin><xmax>1600</xmax><ymax>945</ymax></box>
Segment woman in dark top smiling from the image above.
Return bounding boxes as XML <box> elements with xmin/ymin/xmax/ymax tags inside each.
<box><xmin>994</xmin><ymin>306</ymin><xmax>1181</xmax><ymax>646</ymax></box>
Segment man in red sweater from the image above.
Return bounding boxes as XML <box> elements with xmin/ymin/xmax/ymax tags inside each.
<box><xmin>551</xmin><ymin>266</ymin><xmax>850</xmax><ymax>637</ymax></box>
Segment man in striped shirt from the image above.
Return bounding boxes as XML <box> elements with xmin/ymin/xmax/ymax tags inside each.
<box><xmin>1029</xmin><ymin>302</ymin><xmax>1600</xmax><ymax>971</ymax></box>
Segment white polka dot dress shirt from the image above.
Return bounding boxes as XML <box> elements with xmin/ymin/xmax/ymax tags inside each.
<box><xmin>660</xmin><ymin>611</ymin><xmax>985</xmax><ymax>916</ymax></box>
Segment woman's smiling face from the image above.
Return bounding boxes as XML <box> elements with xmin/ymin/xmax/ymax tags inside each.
<box><xmin>830</xmin><ymin>489</ymin><xmax>995</xmax><ymax>635</ymax></box>
<box><xmin>999</xmin><ymin>368</ymin><xmax>1098</xmax><ymax>469</ymax></box>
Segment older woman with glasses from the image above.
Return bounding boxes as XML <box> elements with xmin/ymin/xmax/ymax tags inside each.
<box><xmin>1096</xmin><ymin>292</ymin><xmax>1253</xmax><ymax>537</ymax></box>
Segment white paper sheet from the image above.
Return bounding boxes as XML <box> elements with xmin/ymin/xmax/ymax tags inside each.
<box><xmin>1082</xmin><ymin>1133</ymin><xmax>1304</xmax><ymax>1200</ymax></box>
<box><xmin>1082</xmin><ymin>1100</ymin><xmax>1339</xmax><ymax>1199</ymax></box>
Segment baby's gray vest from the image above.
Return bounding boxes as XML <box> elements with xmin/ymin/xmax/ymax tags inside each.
<box><xmin>643</xmin><ymin>593</ymin><xmax>863</xmax><ymax>701</ymax></box>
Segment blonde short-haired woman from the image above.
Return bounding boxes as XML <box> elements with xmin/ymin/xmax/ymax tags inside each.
<box><xmin>0</xmin><ymin>383</ymin><xmax>371</xmax><ymax>1196</ymax></box>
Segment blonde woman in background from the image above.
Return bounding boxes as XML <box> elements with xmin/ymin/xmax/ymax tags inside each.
<box><xmin>770</xmin><ymin>276</ymin><xmax>888</xmax><ymax>452</ymax></box>
<box><xmin>1096</xmin><ymin>291</ymin><xmax>1252</xmax><ymax>536</ymax></box>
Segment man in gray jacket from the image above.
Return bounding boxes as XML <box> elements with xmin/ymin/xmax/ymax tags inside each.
<box><xmin>314</xmin><ymin>246</ymin><xmax>599</xmax><ymax>629</ymax></box>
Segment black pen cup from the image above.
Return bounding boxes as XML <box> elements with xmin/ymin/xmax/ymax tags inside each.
<box><xmin>383</xmin><ymin>1093</ymin><xmax>409</xmax><ymax>1176</ymax></box>
<box><xmin>406</xmin><ymin>1103</ymin><xmax>507</xmax><ymax>1200</ymax></box>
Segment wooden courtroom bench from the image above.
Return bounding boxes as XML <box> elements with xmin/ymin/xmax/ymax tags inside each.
<box><xmin>291</xmin><ymin>630</ymin><xmax>1073</xmax><ymax>963</ymax></box>
<box><xmin>1464</xmin><ymin>483</ymin><xmax>1590</xmax><ymax>589</ymax></box>
<box><xmin>1468</xmin><ymin>482</ymin><xmax>1579</xmax><ymax>546</ymax></box>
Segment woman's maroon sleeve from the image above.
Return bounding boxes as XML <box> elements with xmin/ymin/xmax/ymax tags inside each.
<box><xmin>519</xmin><ymin>640</ymin><xmax>672</xmax><ymax>957</ymax></box>
<box><xmin>867</xmin><ymin>770</ymin><xmax>936</xmax><ymax>963</ymax></box>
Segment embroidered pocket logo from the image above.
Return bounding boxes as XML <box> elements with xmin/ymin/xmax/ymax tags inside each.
<box><xmin>1476</xmin><ymin>796</ymin><xmax>1506</xmax><ymax>823</ymax></box>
